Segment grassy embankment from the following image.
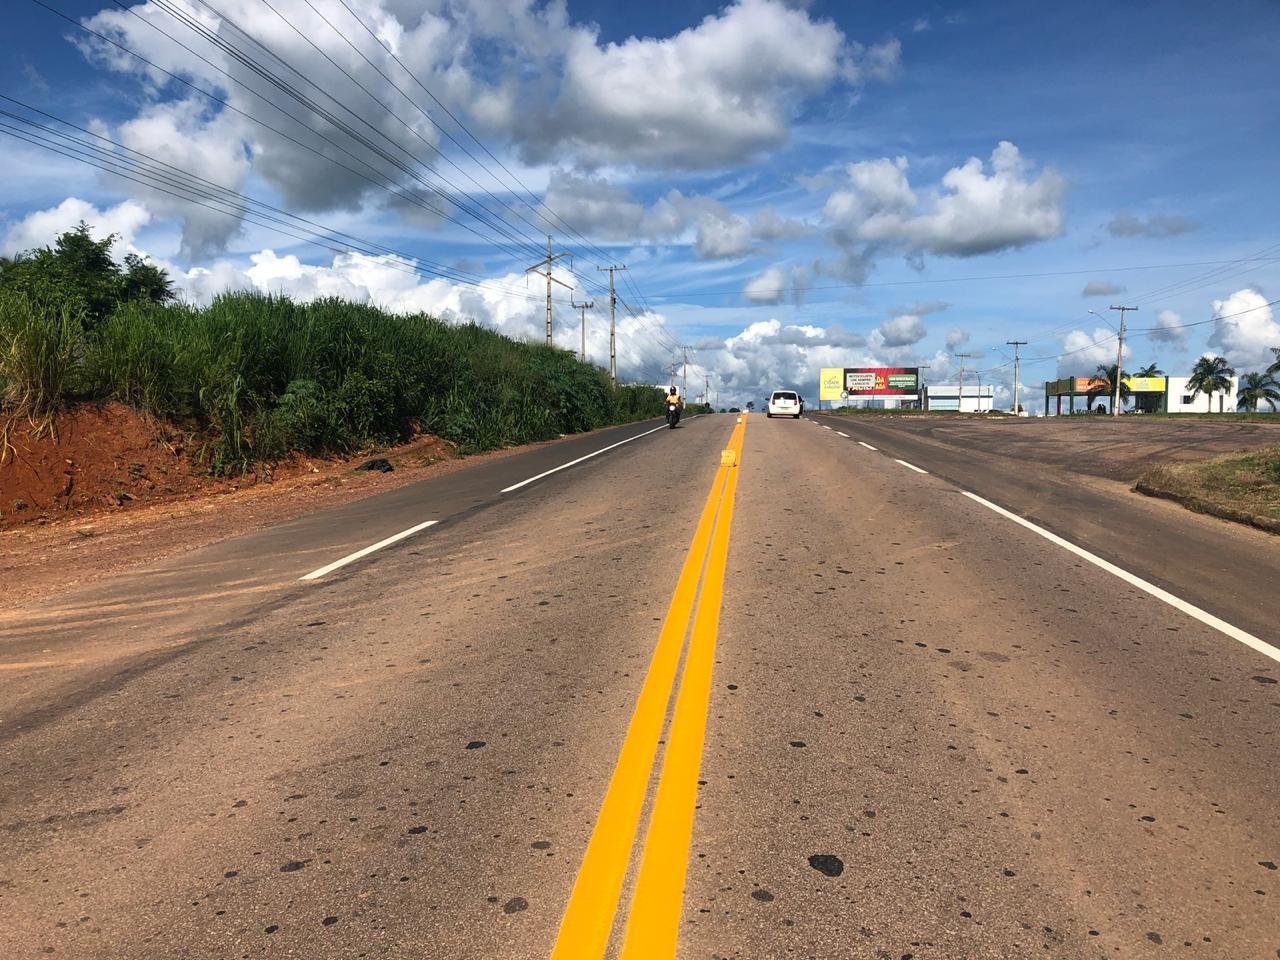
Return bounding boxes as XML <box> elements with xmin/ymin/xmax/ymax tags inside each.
<box><xmin>0</xmin><ymin>289</ymin><xmax>671</xmax><ymax>473</ymax></box>
<box><xmin>1139</xmin><ymin>446</ymin><xmax>1280</xmax><ymax>527</ymax></box>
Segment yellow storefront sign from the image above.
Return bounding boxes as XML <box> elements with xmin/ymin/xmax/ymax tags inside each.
<box><xmin>1124</xmin><ymin>376</ymin><xmax>1167</xmax><ymax>393</ymax></box>
<box><xmin>819</xmin><ymin>367</ymin><xmax>844</xmax><ymax>401</ymax></box>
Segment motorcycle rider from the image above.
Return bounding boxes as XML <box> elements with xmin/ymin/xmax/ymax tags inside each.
<box><xmin>665</xmin><ymin>385</ymin><xmax>682</xmax><ymax>425</ymax></box>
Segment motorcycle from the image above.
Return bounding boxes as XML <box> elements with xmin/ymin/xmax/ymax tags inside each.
<box><xmin>665</xmin><ymin>400</ymin><xmax>681</xmax><ymax>428</ymax></box>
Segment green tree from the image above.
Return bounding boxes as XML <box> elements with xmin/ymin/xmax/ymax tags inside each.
<box><xmin>1086</xmin><ymin>363</ymin><xmax>1130</xmax><ymax>412</ymax></box>
<box><xmin>1266</xmin><ymin>347</ymin><xmax>1280</xmax><ymax>378</ymax></box>
<box><xmin>0</xmin><ymin>223</ymin><xmax>174</xmax><ymax>327</ymax></box>
<box><xmin>1187</xmin><ymin>355</ymin><xmax>1235</xmax><ymax>412</ymax></box>
<box><xmin>120</xmin><ymin>252</ymin><xmax>175</xmax><ymax>304</ymax></box>
<box><xmin>1236</xmin><ymin>371</ymin><xmax>1280</xmax><ymax>412</ymax></box>
<box><xmin>1134</xmin><ymin>362</ymin><xmax>1164</xmax><ymax>377</ymax></box>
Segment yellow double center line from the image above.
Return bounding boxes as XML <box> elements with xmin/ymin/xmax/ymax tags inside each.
<box><xmin>551</xmin><ymin>415</ymin><xmax>747</xmax><ymax>960</ymax></box>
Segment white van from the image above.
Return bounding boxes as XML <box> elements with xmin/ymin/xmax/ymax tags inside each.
<box><xmin>767</xmin><ymin>390</ymin><xmax>803</xmax><ymax>418</ymax></box>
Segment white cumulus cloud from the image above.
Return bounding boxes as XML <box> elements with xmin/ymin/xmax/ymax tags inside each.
<box><xmin>1057</xmin><ymin>327</ymin><xmax>1128</xmax><ymax>378</ymax></box>
<box><xmin>823</xmin><ymin>141</ymin><xmax>1066</xmax><ymax>277</ymax></box>
<box><xmin>1207</xmin><ymin>287</ymin><xmax>1280</xmax><ymax>369</ymax></box>
<box><xmin>1147</xmin><ymin>308</ymin><xmax>1187</xmax><ymax>347</ymax></box>
<box><xmin>1</xmin><ymin>197</ymin><xmax>151</xmax><ymax>257</ymax></box>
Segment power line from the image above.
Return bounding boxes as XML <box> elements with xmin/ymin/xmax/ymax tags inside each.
<box><xmin>0</xmin><ymin>114</ymin><xmax>549</xmax><ymax>301</ymax></box>
<box><xmin>133</xmin><ymin>0</ymin><xmax>546</xmax><ymax>264</ymax></box>
<box><xmin>638</xmin><ymin>255</ymin><xmax>1280</xmax><ymax>300</ymax></box>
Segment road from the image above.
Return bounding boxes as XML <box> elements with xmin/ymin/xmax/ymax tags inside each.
<box><xmin>1</xmin><ymin>413</ymin><xmax>1278</xmax><ymax>959</ymax></box>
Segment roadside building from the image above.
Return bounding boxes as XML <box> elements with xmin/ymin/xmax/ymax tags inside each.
<box><xmin>925</xmin><ymin>384</ymin><xmax>995</xmax><ymax>412</ymax></box>
<box><xmin>1043</xmin><ymin>375</ymin><xmax>1240</xmax><ymax>415</ymax></box>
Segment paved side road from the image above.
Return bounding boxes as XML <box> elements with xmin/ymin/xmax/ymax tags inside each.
<box><xmin>809</xmin><ymin>412</ymin><xmax>1280</xmax><ymax>643</ymax></box>
<box><xmin>1</xmin><ymin>413</ymin><xmax>1276</xmax><ymax>958</ymax></box>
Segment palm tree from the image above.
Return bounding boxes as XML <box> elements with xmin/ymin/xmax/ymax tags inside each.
<box><xmin>1237</xmin><ymin>371</ymin><xmax>1280</xmax><ymax>412</ymax></box>
<box><xmin>1267</xmin><ymin>347</ymin><xmax>1280</xmax><ymax>378</ymax></box>
<box><xmin>1187</xmin><ymin>355</ymin><xmax>1235</xmax><ymax>412</ymax></box>
<box><xmin>1131</xmin><ymin>362</ymin><xmax>1165</xmax><ymax>412</ymax></box>
<box><xmin>1086</xmin><ymin>363</ymin><xmax>1130</xmax><ymax>412</ymax></box>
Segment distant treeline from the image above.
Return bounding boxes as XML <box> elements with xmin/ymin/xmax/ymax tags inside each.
<box><xmin>0</xmin><ymin>224</ymin><xmax>673</xmax><ymax>472</ymax></box>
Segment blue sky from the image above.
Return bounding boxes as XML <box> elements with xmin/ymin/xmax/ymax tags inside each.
<box><xmin>3</xmin><ymin>0</ymin><xmax>1279</xmax><ymax>408</ymax></box>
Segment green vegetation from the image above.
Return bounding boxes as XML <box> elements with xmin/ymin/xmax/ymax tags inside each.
<box><xmin>0</xmin><ymin>222</ymin><xmax>174</xmax><ymax>327</ymax></box>
<box><xmin>1187</xmin><ymin>355</ymin><xmax>1235</xmax><ymax>413</ymax></box>
<box><xmin>1</xmin><ymin>225</ymin><xmax>668</xmax><ymax>473</ymax></box>
<box><xmin>1140</xmin><ymin>446</ymin><xmax>1280</xmax><ymax>525</ymax></box>
<box><xmin>1237</xmin><ymin>371</ymin><xmax>1280</xmax><ymax>412</ymax></box>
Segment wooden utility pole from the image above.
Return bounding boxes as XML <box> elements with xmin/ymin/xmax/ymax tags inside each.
<box><xmin>526</xmin><ymin>236</ymin><xmax>571</xmax><ymax>346</ymax></box>
<box><xmin>597</xmin><ymin>265</ymin><xmax>626</xmax><ymax>386</ymax></box>
<box><xmin>571</xmin><ymin>297</ymin><xmax>594</xmax><ymax>363</ymax></box>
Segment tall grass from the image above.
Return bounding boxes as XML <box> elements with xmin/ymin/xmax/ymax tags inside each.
<box><xmin>0</xmin><ymin>289</ymin><xmax>85</xmax><ymax>428</ymax></box>
<box><xmin>9</xmin><ymin>291</ymin><xmax>666</xmax><ymax>473</ymax></box>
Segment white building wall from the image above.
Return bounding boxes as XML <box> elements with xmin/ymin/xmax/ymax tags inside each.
<box><xmin>926</xmin><ymin>385</ymin><xmax>995</xmax><ymax>413</ymax></box>
<box><xmin>1165</xmin><ymin>376</ymin><xmax>1239</xmax><ymax>413</ymax></box>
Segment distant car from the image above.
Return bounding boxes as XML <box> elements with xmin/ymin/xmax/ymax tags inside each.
<box><xmin>767</xmin><ymin>390</ymin><xmax>803</xmax><ymax>418</ymax></box>
<box><xmin>728</xmin><ymin>406</ymin><xmax>741</xmax><ymax>413</ymax></box>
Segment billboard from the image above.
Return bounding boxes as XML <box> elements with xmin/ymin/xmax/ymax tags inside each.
<box><xmin>820</xmin><ymin>367</ymin><xmax>920</xmax><ymax>400</ymax></box>
<box><xmin>843</xmin><ymin>367</ymin><xmax>919</xmax><ymax>397</ymax></box>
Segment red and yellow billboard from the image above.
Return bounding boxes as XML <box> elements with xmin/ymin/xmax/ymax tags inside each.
<box><xmin>819</xmin><ymin>367</ymin><xmax>919</xmax><ymax>400</ymax></box>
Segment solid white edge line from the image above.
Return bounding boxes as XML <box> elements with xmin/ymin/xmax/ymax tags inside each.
<box><xmin>500</xmin><ymin>420</ymin><xmax>679</xmax><ymax>494</ymax></box>
<box><xmin>858</xmin><ymin>441</ymin><xmax>877</xmax><ymax>451</ymax></box>
<box><xmin>301</xmin><ymin>520</ymin><xmax>438</xmax><ymax>581</ymax></box>
<box><xmin>962</xmin><ymin>491</ymin><xmax>1280</xmax><ymax>665</ymax></box>
<box><xmin>895</xmin><ymin>458</ymin><xmax>928</xmax><ymax>475</ymax></box>
<box><xmin>836</xmin><ymin>431</ymin><xmax>850</xmax><ymax>438</ymax></box>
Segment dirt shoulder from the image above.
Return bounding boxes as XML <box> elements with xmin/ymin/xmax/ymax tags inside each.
<box><xmin>0</xmin><ymin>418</ymin><xmax>626</xmax><ymax>610</ymax></box>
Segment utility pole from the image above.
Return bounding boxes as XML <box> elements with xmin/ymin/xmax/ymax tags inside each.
<box><xmin>953</xmin><ymin>352</ymin><xmax>976</xmax><ymax>412</ymax></box>
<box><xmin>571</xmin><ymin>297</ymin><xmax>593</xmax><ymax>362</ymax></box>
<box><xmin>526</xmin><ymin>235</ymin><xmax>571</xmax><ymax>347</ymax></box>
<box><xmin>597</xmin><ymin>265</ymin><xmax>626</xmax><ymax>387</ymax></box>
<box><xmin>681</xmin><ymin>346</ymin><xmax>688</xmax><ymax>399</ymax></box>
<box><xmin>1109</xmin><ymin>305</ymin><xmax>1137</xmax><ymax>417</ymax></box>
<box><xmin>1006</xmin><ymin>341</ymin><xmax>1027</xmax><ymax>415</ymax></box>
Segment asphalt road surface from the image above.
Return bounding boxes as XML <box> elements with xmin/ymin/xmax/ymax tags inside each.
<box><xmin>2</xmin><ymin>413</ymin><xmax>1278</xmax><ymax>959</ymax></box>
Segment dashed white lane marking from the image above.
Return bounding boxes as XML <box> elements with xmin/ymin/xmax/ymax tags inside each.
<box><xmin>858</xmin><ymin>441</ymin><xmax>877</xmax><ymax>451</ymax></box>
<box><xmin>501</xmin><ymin>423</ymin><xmax>670</xmax><ymax>493</ymax></box>
<box><xmin>835</xmin><ymin>431</ymin><xmax>850</xmax><ymax>438</ymax></box>
<box><xmin>895</xmin><ymin>458</ymin><xmax>928</xmax><ymax>474</ymax></box>
<box><xmin>301</xmin><ymin>521</ymin><xmax>438</xmax><ymax>581</ymax></box>
<box><xmin>962</xmin><ymin>491</ymin><xmax>1280</xmax><ymax>665</ymax></box>
<box><xmin>822</xmin><ymin>425</ymin><xmax>832</xmax><ymax>430</ymax></box>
